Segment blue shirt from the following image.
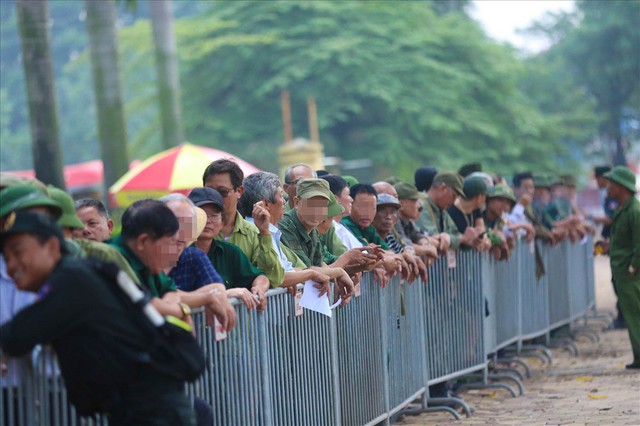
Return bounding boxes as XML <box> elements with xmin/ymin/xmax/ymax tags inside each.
<box><xmin>169</xmin><ymin>246</ymin><xmax>223</xmax><ymax>292</ymax></box>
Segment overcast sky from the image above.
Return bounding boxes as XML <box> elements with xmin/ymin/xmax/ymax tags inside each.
<box><xmin>470</xmin><ymin>0</ymin><xmax>576</xmax><ymax>53</ymax></box>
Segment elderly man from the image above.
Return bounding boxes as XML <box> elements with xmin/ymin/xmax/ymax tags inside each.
<box><xmin>394</xmin><ymin>181</ymin><xmax>439</xmax><ymax>259</ymax></box>
<box><xmin>417</xmin><ymin>171</ymin><xmax>481</xmax><ymax>253</ymax></box>
<box><xmin>110</xmin><ymin>200</ymin><xmax>235</xmax><ymax>330</ymax></box>
<box><xmin>278</xmin><ymin>179</ymin><xmax>356</xmax><ymax>304</ymax></box>
<box><xmin>283</xmin><ymin>163</ymin><xmax>317</xmax><ymax>211</ymax></box>
<box><xmin>603</xmin><ymin>166</ymin><xmax>640</xmax><ymax>369</ymax></box>
<box><xmin>75</xmin><ymin>198</ymin><xmax>114</xmax><ymax>242</ymax></box>
<box><xmin>240</xmin><ymin>172</ymin><xmax>334</xmax><ymax>293</ymax></box>
<box><xmin>483</xmin><ymin>185</ymin><xmax>518</xmax><ymax>260</ymax></box>
<box><xmin>202</xmin><ymin>159</ymin><xmax>284</xmax><ymax>288</ymax></box>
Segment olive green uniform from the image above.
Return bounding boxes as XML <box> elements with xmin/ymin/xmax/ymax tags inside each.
<box><xmin>609</xmin><ymin>196</ymin><xmax>640</xmax><ymax>366</ymax></box>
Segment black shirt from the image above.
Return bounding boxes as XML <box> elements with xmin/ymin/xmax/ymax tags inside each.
<box><xmin>447</xmin><ymin>205</ymin><xmax>481</xmax><ymax>233</ymax></box>
<box><xmin>0</xmin><ymin>257</ymin><xmax>182</xmax><ymax>411</ymax></box>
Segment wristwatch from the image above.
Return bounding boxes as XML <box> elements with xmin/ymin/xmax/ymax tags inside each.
<box><xmin>179</xmin><ymin>302</ymin><xmax>192</xmax><ymax>318</ymax></box>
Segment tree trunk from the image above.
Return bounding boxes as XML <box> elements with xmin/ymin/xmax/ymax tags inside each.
<box><xmin>16</xmin><ymin>0</ymin><xmax>65</xmax><ymax>189</ymax></box>
<box><xmin>608</xmin><ymin>109</ymin><xmax>627</xmax><ymax>166</ymax></box>
<box><xmin>149</xmin><ymin>0</ymin><xmax>184</xmax><ymax>148</ymax></box>
<box><xmin>85</xmin><ymin>0</ymin><xmax>129</xmax><ymax>194</ymax></box>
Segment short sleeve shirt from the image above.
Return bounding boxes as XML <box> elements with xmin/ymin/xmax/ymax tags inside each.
<box><xmin>169</xmin><ymin>246</ymin><xmax>223</xmax><ymax>291</ymax></box>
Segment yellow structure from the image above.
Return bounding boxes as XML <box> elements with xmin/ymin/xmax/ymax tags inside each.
<box><xmin>277</xmin><ymin>138</ymin><xmax>324</xmax><ymax>179</ymax></box>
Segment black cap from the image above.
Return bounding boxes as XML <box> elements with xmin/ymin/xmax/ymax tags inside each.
<box><xmin>414</xmin><ymin>166</ymin><xmax>438</xmax><ymax>192</ymax></box>
<box><xmin>1</xmin><ymin>211</ymin><xmax>65</xmax><ymax>251</ymax></box>
<box><xmin>594</xmin><ymin>165</ymin><xmax>611</xmax><ymax>177</ymax></box>
<box><xmin>458</xmin><ymin>163</ymin><xmax>482</xmax><ymax>178</ymax></box>
<box><xmin>188</xmin><ymin>187</ymin><xmax>224</xmax><ymax>210</ymax></box>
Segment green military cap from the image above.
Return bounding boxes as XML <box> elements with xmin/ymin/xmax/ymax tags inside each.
<box><xmin>487</xmin><ymin>184</ymin><xmax>516</xmax><ymax>205</ymax></box>
<box><xmin>604</xmin><ymin>166</ymin><xmax>637</xmax><ymax>193</ymax></box>
<box><xmin>558</xmin><ymin>174</ymin><xmax>576</xmax><ymax>187</ymax></box>
<box><xmin>1</xmin><ymin>211</ymin><xmax>65</xmax><ymax>250</ymax></box>
<box><xmin>296</xmin><ymin>178</ymin><xmax>331</xmax><ymax>200</ymax></box>
<box><xmin>0</xmin><ymin>184</ymin><xmax>62</xmax><ymax>219</ymax></box>
<box><xmin>394</xmin><ymin>181</ymin><xmax>427</xmax><ymax>200</ymax></box>
<box><xmin>327</xmin><ymin>192</ymin><xmax>345</xmax><ymax>218</ymax></box>
<box><xmin>376</xmin><ymin>193</ymin><xmax>401</xmax><ymax>209</ymax></box>
<box><xmin>47</xmin><ymin>186</ymin><xmax>85</xmax><ymax>229</ymax></box>
<box><xmin>463</xmin><ymin>176</ymin><xmax>488</xmax><ymax>198</ymax></box>
<box><xmin>342</xmin><ymin>175</ymin><xmax>359</xmax><ymax>188</ymax></box>
<box><xmin>533</xmin><ymin>175</ymin><xmax>551</xmax><ymax>188</ymax></box>
<box><xmin>433</xmin><ymin>171</ymin><xmax>466</xmax><ymax>199</ymax></box>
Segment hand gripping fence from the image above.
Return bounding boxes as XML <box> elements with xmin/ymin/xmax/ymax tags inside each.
<box><xmin>1</xmin><ymin>237</ymin><xmax>598</xmax><ymax>425</ymax></box>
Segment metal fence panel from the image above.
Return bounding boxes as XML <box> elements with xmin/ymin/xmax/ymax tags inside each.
<box><xmin>334</xmin><ymin>273</ymin><xmax>388</xmax><ymax>426</ymax></box>
<box><xmin>519</xmin><ymin>242</ymin><xmax>550</xmax><ymax>339</ymax></box>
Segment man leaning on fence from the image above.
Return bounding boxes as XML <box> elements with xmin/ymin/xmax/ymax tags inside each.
<box><xmin>603</xmin><ymin>166</ymin><xmax>640</xmax><ymax>370</ymax></box>
<box><xmin>0</xmin><ymin>211</ymin><xmax>198</xmax><ymax>425</ymax></box>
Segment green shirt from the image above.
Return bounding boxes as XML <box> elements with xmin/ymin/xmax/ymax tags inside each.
<box><xmin>216</xmin><ymin>212</ymin><xmax>284</xmax><ymax>288</ymax></box>
<box><xmin>278</xmin><ymin>209</ymin><xmax>325</xmax><ymax>267</ymax></box>
<box><xmin>207</xmin><ymin>239</ymin><xmax>265</xmax><ymax>290</ymax></box>
<box><xmin>109</xmin><ymin>235</ymin><xmax>176</xmax><ymax>297</ymax></box>
<box><xmin>415</xmin><ymin>196</ymin><xmax>461</xmax><ymax>249</ymax></box>
<box><xmin>542</xmin><ymin>198</ymin><xmax>572</xmax><ymax>228</ymax></box>
<box><xmin>72</xmin><ymin>238</ymin><xmax>140</xmax><ymax>285</ymax></box>
<box><xmin>320</xmin><ymin>223</ymin><xmax>349</xmax><ymax>265</ymax></box>
<box><xmin>340</xmin><ymin>216</ymin><xmax>390</xmax><ymax>250</ymax></box>
<box><xmin>609</xmin><ymin>196</ymin><xmax>640</xmax><ymax>277</ymax></box>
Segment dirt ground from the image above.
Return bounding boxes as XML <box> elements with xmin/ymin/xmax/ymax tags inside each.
<box><xmin>398</xmin><ymin>256</ymin><xmax>640</xmax><ymax>426</ymax></box>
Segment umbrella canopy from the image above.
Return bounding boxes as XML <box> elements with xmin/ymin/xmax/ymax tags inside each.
<box><xmin>4</xmin><ymin>160</ymin><xmax>104</xmax><ymax>189</ymax></box>
<box><xmin>109</xmin><ymin>143</ymin><xmax>261</xmax><ymax>207</ymax></box>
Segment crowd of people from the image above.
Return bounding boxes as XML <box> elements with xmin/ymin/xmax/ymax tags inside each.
<box><xmin>0</xmin><ymin>159</ymin><xmax>638</xmax><ymax>425</ymax></box>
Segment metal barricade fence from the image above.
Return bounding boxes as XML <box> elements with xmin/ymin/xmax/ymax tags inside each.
<box><xmin>335</xmin><ymin>272</ymin><xmax>388</xmax><ymax>426</ymax></box>
<box><xmin>518</xmin><ymin>241</ymin><xmax>550</xmax><ymax>341</ymax></box>
<box><xmin>383</xmin><ymin>276</ymin><xmax>427</xmax><ymax>416</ymax></box>
<box><xmin>546</xmin><ymin>240</ymin><xmax>572</xmax><ymax>329</ymax></box>
<box><xmin>422</xmin><ymin>250</ymin><xmax>486</xmax><ymax>385</ymax></box>
<box><xmin>0</xmin><ymin>239</ymin><xmax>597</xmax><ymax>426</ymax></box>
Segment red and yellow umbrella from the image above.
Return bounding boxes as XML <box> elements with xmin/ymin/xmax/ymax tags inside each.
<box><xmin>109</xmin><ymin>143</ymin><xmax>261</xmax><ymax>207</ymax></box>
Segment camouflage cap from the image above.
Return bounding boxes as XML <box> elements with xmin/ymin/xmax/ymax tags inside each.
<box><xmin>376</xmin><ymin>193</ymin><xmax>401</xmax><ymax>209</ymax></box>
<box><xmin>433</xmin><ymin>171</ymin><xmax>466</xmax><ymax>199</ymax></box>
<box><xmin>487</xmin><ymin>184</ymin><xmax>517</xmax><ymax>205</ymax></box>
<box><xmin>296</xmin><ymin>178</ymin><xmax>331</xmax><ymax>200</ymax></box>
<box><xmin>394</xmin><ymin>181</ymin><xmax>427</xmax><ymax>200</ymax></box>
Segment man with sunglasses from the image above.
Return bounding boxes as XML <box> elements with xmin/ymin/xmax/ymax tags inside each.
<box><xmin>202</xmin><ymin>160</ymin><xmax>284</xmax><ymax>289</ymax></box>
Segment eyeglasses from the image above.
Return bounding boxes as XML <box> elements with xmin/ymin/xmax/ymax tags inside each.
<box><xmin>206</xmin><ymin>213</ymin><xmax>222</xmax><ymax>222</ymax></box>
<box><xmin>214</xmin><ymin>187</ymin><xmax>236</xmax><ymax>198</ymax></box>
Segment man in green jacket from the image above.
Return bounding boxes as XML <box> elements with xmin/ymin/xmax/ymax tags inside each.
<box><xmin>604</xmin><ymin>166</ymin><xmax>640</xmax><ymax>369</ymax></box>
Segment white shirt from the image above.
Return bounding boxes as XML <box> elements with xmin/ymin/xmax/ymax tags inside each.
<box><xmin>333</xmin><ymin>220</ymin><xmax>364</xmax><ymax>249</ymax></box>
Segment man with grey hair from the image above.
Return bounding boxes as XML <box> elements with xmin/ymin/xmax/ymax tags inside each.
<box><xmin>283</xmin><ymin>163</ymin><xmax>317</xmax><ymax>211</ymax></box>
<box><xmin>241</xmin><ymin>172</ymin><xmax>335</xmax><ymax>293</ymax></box>
<box><xmin>159</xmin><ymin>194</ymin><xmax>239</xmax><ymax>319</ymax></box>
<box><xmin>75</xmin><ymin>198</ymin><xmax>114</xmax><ymax>242</ymax></box>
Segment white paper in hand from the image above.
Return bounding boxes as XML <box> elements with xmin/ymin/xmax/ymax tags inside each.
<box><xmin>300</xmin><ymin>280</ymin><xmax>332</xmax><ymax>317</ymax></box>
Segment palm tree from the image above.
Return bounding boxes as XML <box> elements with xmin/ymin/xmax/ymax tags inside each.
<box><xmin>84</xmin><ymin>0</ymin><xmax>129</xmax><ymax>192</ymax></box>
<box><xmin>16</xmin><ymin>0</ymin><xmax>65</xmax><ymax>189</ymax></box>
<box><xmin>148</xmin><ymin>0</ymin><xmax>184</xmax><ymax>148</ymax></box>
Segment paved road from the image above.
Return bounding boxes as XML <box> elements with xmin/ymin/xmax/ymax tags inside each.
<box><xmin>399</xmin><ymin>256</ymin><xmax>640</xmax><ymax>426</ymax></box>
